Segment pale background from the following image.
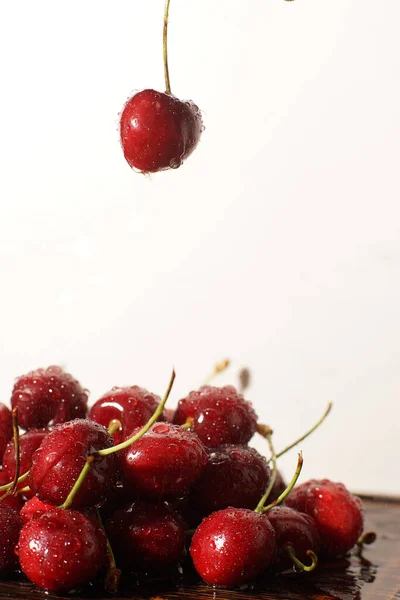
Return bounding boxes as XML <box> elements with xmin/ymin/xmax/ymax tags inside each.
<box><xmin>0</xmin><ymin>0</ymin><xmax>399</xmax><ymax>495</ymax></box>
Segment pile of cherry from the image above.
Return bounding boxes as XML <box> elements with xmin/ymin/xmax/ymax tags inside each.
<box><xmin>0</xmin><ymin>365</ymin><xmax>369</xmax><ymax>593</ymax></box>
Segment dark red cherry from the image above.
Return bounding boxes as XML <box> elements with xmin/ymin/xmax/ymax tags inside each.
<box><xmin>20</xmin><ymin>496</ymin><xmax>55</xmax><ymax>524</ymax></box>
<box><xmin>120</xmin><ymin>422</ymin><xmax>207</xmax><ymax>499</ymax></box>
<box><xmin>89</xmin><ymin>385</ymin><xmax>164</xmax><ymax>445</ymax></box>
<box><xmin>11</xmin><ymin>366</ymin><xmax>88</xmax><ymax>430</ymax></box>
<box><xmin>106</xmin><ymin>501</ymin><xmax>185</xmax><ymax>570</ymax></box>
<box><xmin>0</xmin><ymin>403</ymin><xmax>12</xmax><ymax>464</ymax></box>
<box><xmin>173</xmin><ymin>385</ymin><xmax>258</xmax><ymax>448</ymax></box>
<box><xmin>120</xmin><ymin>89</ymin><xmax>203</xmax><ymax>173</ymax></box>
<box><xmin>190</xmin><ymin>507</ymin><xmax>276</xmax><ymax>587</ymax></box>
<box><xmin>285</xmin><ymin>479</ymin><xmax>364</xmax><ymax>556</ymax></box>
<box><xmin>2</xmin><ymin>429</ymin><xmax>47</xmax><ymax>497</ymax></box>
<box><xmin>0</xmin><ymin>471</ymin><xmax>24</xmax><ymax>511</ymax></box>
<box><xmin>18</xmin><ymin>509</ymin><xmax>106</xmax><ymax>591</ymax></box>
<box><xmin>29</xmin><ymin>419</ymin><xmax>119</xmax><ymax>508</ymax></box>
<box><xmin>0</xmin><ymin>504</ymin><xmax>22</xmax><ymax>575</ymax></box>
<box><xmin>267</xmin><ymin>506</ymin><xmax>320</xmax><ymax>570</ymax></box>
<box><xmin>190</xmin><ymin>445</ymin><xmax>270</xmax><ymax>518</ymax></box>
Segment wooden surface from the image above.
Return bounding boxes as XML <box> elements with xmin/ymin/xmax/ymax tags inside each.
<box><xmin>0</xmin><ymin>497</ymin><xmax>399</xmax><ymax>600</ymax></box>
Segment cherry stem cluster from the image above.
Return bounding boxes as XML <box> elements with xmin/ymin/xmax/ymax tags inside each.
<box><xmin>262</xmin><ymin>453</ymin><xmax>303</xmax><ymax>513</ymax></box>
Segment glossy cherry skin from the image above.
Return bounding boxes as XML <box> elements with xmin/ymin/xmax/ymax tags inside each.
<box><xmin>106</xmin><ymin>501</ymin><xmax>185</xmax><ymax>570</ymax></box>
<box><xmin>120</xmin><ymin>89</ymin><xmax>203</xmax><ymax>173</ymax></box>
<box><xmin>20</xmin><ymin>496</ymin><xmax>55</xmax><ymax>524</ymax></box>
<box><xmin>11</xmin><ymin>366</ymin><xmax>88</xmax><ymax>430</ymax></box>
<box><xmin>191</xmin><ymin>445</ymin><xmax>270</xmax><ymax>518</ymax></box>
<box><xmin>2</xmin><ymin>429</ymin><xmax>47</xmax><ymax>497</ymax></box>
<box><xmin>120</xmin><ymin>422</ymin><xmax>207</xmax><ymax>499</ymax></box>
<box><xmin>29</xmin><ymin>419</ymin><xmax>119</xmax><ymax>508</ymax></box>
<box><xmin>0</xmin><ymin>504</ymin><xmax>22</xmax><ymax>575</ymax></box>
<box><xmin>0</xmin><ymin>403</ymin><xmax>12</xmax><ymax>464</ymax></box>
<box><xmin>89</xmin><ymin>385</ymin><xmax>163</xmax><ymax>445</ymax></box>
<box><xmin>267</xmin><ymin>506</ymin><xmax>320</xmax><ymax>570</ymax></box>
<box><xmin>18</xmin><ymin>509</ymin><xmax>107</xmax><ymax>591</ymax></box>
<box><xmin>285</xmin><ymin>479</ymin><xmax>364</xmax><ymax>557</ymax></box>
<box><xmin>190</xmin><ymin>508</ymin><xmax>276</xmax><ymax>587</ymax></box>
<box><xmin>173</xmin><ymin>386</ymin><xmax>258</xmax><ymax>448</ymax></box>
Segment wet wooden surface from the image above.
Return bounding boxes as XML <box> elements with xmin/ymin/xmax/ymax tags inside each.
<box><xmin>0</xmin><ymin>497</ymin><xmax>399</xmax><ymax>600</ymax></box>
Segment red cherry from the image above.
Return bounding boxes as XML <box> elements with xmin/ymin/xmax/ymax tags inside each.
<box><xmin>285</xmin><ymin>479</ymin><xmax>364</xmax><ymax>556</ymax></box>
<box><xmin>120</xmin><ymin>89</ymin><xmax>202</xmax><ymax>173</ymax></box>
<box><xmin>190</xmin><ymin>508</ymin><xmax>276</xmax><ymax>587</ymax></box>
<box><xmin>173</xmin><ymin>385</ymin><xmax>258</xmax><ymax>448</ymax></box>
<box><xmin>89</xmin><ymin>385</ymin><xmax>164</xmax><ymax>444</ymax></box>
<box><xmin>18</xmin><ymin>509</ymin><xmax>107</xmax><ymax>591</ymax></box>
<box><xmin>0</xmin><ymin>403</ymin><xmax>12</xmax><ymax>464</ymax></box>
<box><xmin>0</xmin><ymin>504</ymin><xmax>22</xmax><ymax>575</ymax></box>
<box><xmin>20</xmin><ymin>496</ymin><xmax>55</xmax><ymax>524</ymax></box>
<box><xmin>2</xmin><ymin>429</ymin><xmax>47</xmax><ymax>496</ymax></box>
<box><xmin>106</xmin><ymin>501</ymin><xmax>185</xmax><ymax>570</ymax></box>
<box><xmin>120</xmin><ymin>422</ymin><xmax>207</xmax><ymax>499</ymax></box>
<box><xmin>29</xmin><ymin>419</ymin><xmax>119</xmax><ymax>508</ymax></box>
<box><xmin>191</xmin><ymin>445</ymin><xmax>271</xmax><ymax>518</ymax></box>
<box><xmin>267</xmin><ymin>506</ymin><xmax>320</xmax><ymax>570</ymax></box>
<box><xmin>0</xmin><ymin>470</ymin><xmax>24</xmax><ymax>511</ymax></box>
<box><xmin>11</xmin><ymin>366</ymin><xmax>88</xmax><ymax>430</ymax></box>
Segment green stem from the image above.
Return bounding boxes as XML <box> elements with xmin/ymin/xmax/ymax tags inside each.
<box><xmin>58</xmin><ymin>456</ymin><xmax>94</xmax><ymax>510</ymax></box>
<box><xmin>262</xmin><ymin>452</ymin><xmax>303</xmax><ymax>513</ymax></box>
<box><xmin>181</xmin><ymin>417</ymin><xmax>194</xmax><ymax>430</ymax></box>
<box><xmin>98</xmin><ymin>369</ymin><xmax>176</xmax><ymax>457</ymax></box>
<box><xmin>255</xmin><ymin>430</ymin><xmax>277</xmax><ymax>514</ymax></box>
<box><xmin>0</xmin><ymin>471</ymin><xmax>29</xmax><ymax>493</ymax></box>
<box><xmin>108</xmin><ymin>420</ymin><xmax>122</xmax><ymax>436</ymax></box>
<box><xmin>264</xmin><ymin>403</ymin><xmax>332</xmax><ymax>462</ymax></box>
<box><xmin>163</xmin><ymin>0</ymin><xmax>172</xmax><ymax>94</ymax></box>
<box><xmin>203</xmin><ymin>359</ymin><xmax>230</xmax><ymax>385</ymax></box>
<box><xmin>285</xmin><ymin>545</ymin><xmax>318</xmax><ymax>572</ymax></box>
<box><xmin>95</xmin><ymin>508</ymin><xmax>121</xmax><ymax>593</ymax></box>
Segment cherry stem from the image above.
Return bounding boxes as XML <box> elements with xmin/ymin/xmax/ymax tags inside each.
<box><xmin>262</xmin><ymin>452</ymin><xmax>303</xmax><ymax>513</ymax></box>
<box><xmin>95</xmin><ymin>508</ymin><xmax>121</xmax><ymax>593</ymax></box>
<box><xmin>181</xmin><ymin>417</ymin><xmax>194</xmax><ymax>430</ymax></box>
<box><xmin>98</xmin><ymin>369</ymin><xmax>176</xmax><ymax>457</ymax></box>
<box><xmin>0</xmin><ymin>471</ymin><xmax>29</xmax><ymax>493</ymax></box>
<box><xmin>0</xmin><ymin>408</ymin><xmax>20</xmax><ymax>503</ymax></box>
<box><xmin>108</xmin><ymin>420</ymin><xmax>122</xmax><ymax>436</ymax></box>
<box><xmin>285</xmin><ymin>545</ymin><xmax>318</xmax><ymax>572</ymax></box>
<box><xmin>357</xmin><ymin>531</ymin><xmax>377</xmax><ymax>547</ymax></box>
<box><xmin>262</xmin><ymin>402</ymin><xmax>332</xmax><ymax>463</ymax></box>
<box><xmin>163</xmin><ymin>0</ymin><xmax>172</xmax><ymax>94</ymax></box>
<box><xmin>58</xmin><ymin>456</ymin><xmax>95</xmax><ymax>510</ymax></box>
<box><xmin>254</xmin><ymin>428</ymin><xmax>277</xmax><ymax>514</ymax></box>
<box><xmin>204</xmin><ymin>359</ymin><xmax>230</xmax><ymax>385</ymax></box>
<box><xmin>16</xmin><ymin>486</ymin><xmax>31</xmax><ymax>496</ymax></box>
<box><xmin>238</xmin><ymin>367</ymin><xmax>251</xmax><ymax>393</ymax></box>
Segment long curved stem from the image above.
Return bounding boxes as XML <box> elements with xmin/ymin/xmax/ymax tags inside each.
<box><xmin>255</xmin><ymin>428</ymin><xmax>277</xmax><ymax>514</ymax></box>
<box><xmin>163</xmin><ymin>0</ymin><xmax>172</xmax><ymax>94</ymax></box>
<box><xmin>262</xmin><ymin>452</ymin><xmax>303</xmax><ymax>513</ymax></box>
<box><xmin>285</xmin><ymin>545</ymin><xmax>318</xmax><ymax>572</ymax></box>
<box><xmin>0</xmin><ymin>471</ymin><xmax>29</xmax><ymax>493</ymax></box>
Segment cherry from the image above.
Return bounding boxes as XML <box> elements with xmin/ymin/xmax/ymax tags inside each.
<box><xmin>20</xmin><ymin>496</ymin><xmax>55</xmax><ymax>524</ymax></box>
<box><xmin>190</xmin><ymin>508</ymin><xmax>276</xmax><ymax>587</ymax></box>
<box><xmin>2</xmin><ymin>429</ymin><xmax>47</xmax><ymax>496</ymax></box>
<box><xmin>120</xmin><ymin>422</ymin><xmax>207</xmax><ymax>499</ymax></box>
<box><xmin>119</xmin><ymin>0</ymin><xmax>202</xmax><ymax>174</ymax></box>
<box><xmin>190</xmin><ymin>445</ymin><xmax>271</xmax><ymax>518</ymax></box>
<box><xmin>268</xmin><ymin>470</ymin><xmax>287</xmax><ymax>503</ymax></box>
<box><xmin>267</xmin><ymin>506</ymin><xmax>320</xmax><ymax>571</ymax></box>
<box><xmin>0</xmin><ymin>470</ymin><xmax>24</xmax><ymax>511</ymax></box>
<box><xmin>173</xmin><ymin>385</ymin><xmax>258</xmax><ymax>448</ymax></box>
<box><xmin>89</xmin><ymin>385</ymin><xmax>164</xmax><ymax>445</ymax></box>
<box><xmin>285</xmin><ymin>479</ymin><xmax>364</xmax><ymax>557</ymax></box>
<box><xmin>0</xmin><ymin>504</ymin><xmax>22</xmax><ymax>575</ymax></box>
<box><xmin>0</xmin><ymin>403</ymin><xmax>12</xmax><ymax>464</ymax></box>
<box><xmin>106</xmin><ymin>501</ymin><xmax>185</xmax><ymax>570</ymax></box>
<box><xmin>29</xmin><ymin>419</ymin><xmax>119</xmax><ymax>509</ymax></box>
<box><xmin>18</xmin><ymin>509</ymin><xmax>107</xmax><ymax>591</ymax></box>
<box><xmin>11</xmin><ymin>366</ymin><xmax>88</xmax><ymax>430</ymax></box>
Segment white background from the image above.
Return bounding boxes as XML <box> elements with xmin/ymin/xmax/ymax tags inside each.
<box><xmin>0</xmin><ymin>1</ymin><xmax>399</xmax><ymax>495</ymax></box>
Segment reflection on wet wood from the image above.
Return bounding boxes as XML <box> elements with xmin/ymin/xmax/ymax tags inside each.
<box><xmin>0</xmin><ymin>498</ymin><xmax>399</xmax><ymax>600</ymax></box>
